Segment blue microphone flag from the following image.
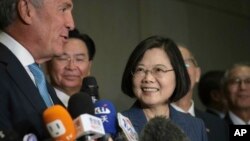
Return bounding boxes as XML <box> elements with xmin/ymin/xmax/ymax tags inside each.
<box><xmin>94</xmin><ymin>99</ymin><xmax>118</xmax><ymax>138</ymax></box>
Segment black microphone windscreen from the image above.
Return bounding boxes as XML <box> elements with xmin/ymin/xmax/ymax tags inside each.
<box><xmin>82</xmin><ymin>76</ymin><xmax>98</xmax><ymax>88</ymax></box>
<box><xmin>81</xmin><ymin>76</ymin><xmax>99</xmax><ymax>97</ymax></box>
<box><xmin>67</xmin><ymin>92</ymin><xmax>94</xmax><ymax>119</ymax></box>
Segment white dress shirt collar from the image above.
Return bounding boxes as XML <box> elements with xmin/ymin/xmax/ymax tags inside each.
<box><xmin>0</xmin><ymin>31</ymin><xmax>35</xmax><ymax>66</ymax></box>
<box><xmin>229</xmin><ymin>111</ymin><xmax>250</xmax><ymax>125</ymax></box>
<box><xmin>171</xmin><ymin>100</ymin><xmax>195</xmax><ymax>117</ymax></box>
<box><xmin>54</xmin><ymin>88</ymin><xmax>70</xmax><ymax>107</ymax></box>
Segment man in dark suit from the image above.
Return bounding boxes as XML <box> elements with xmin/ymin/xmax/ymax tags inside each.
<box><xmin>171</xmin><ymin>45</ymin><xmax>229</xmax><ymax>141</ymax></box>
<box><xmin>198</xmin><ymin>70</ymin><xmax>228</xmax><ymax>119</ymax></box>
<box><xmin>0</xmin><ymin>0</ymin><xmax>74</xmax><ymax>140</ymax></box>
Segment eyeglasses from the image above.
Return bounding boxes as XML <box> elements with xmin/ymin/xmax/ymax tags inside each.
<box><xmin>227</xmin><ymin>77</ymin><xmax>250</xmax><ymax>86</ymax></box>
<box><xmin>184</xmin><ymin>58</ymin><xmax>198</xmax><ymax>68</ymax></box>
<box><xmin>54</xmin><ymin>54</ymin><xmax>88</xmax><ymax>65</ymax></box>
<box><xmin>132</xmin><ymin>66</ymin><xmax>173</xmax><ymax>78</ymax></box>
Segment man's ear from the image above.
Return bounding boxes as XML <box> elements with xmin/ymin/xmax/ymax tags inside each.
<box><xmin>17</xmin><ymin>0</ymin><xmax>34</xmax><ymax>24</ymax></box>
<box><xmin>87</xmin><ymin>61</ymin><xmax>93</xmax><ymax>75</ymax></box>
<box><xmin>195</xmin><ymin>67</ymin><xmax>201</xmax><ymax>83</ymax></box>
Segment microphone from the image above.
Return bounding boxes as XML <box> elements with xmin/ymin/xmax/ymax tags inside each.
<box><xmin>94</xmin><ymin>99</ymin><xmax>118</xmax><ymax>139</ymax></box>
<box><xmin>139</xmin><ymin>116</ymin><xmax>190</xmax><ymax>141</ymax></box>
<box><xmin>23</xmin><ymin>133</ymin><xmax>38</xmax><ymax>141</ymax></box>
<box><xmin>68</xmin><ymin>92</ymin><xmax>105</xmax><ymax>140</ymax></box>
<box><xmin>117</xmin><ymin>113</ymin><xmax>139</xmax><ymax>141</ymax></box>
<box><xmin>81</xmin><ymin>76</ymin><xmax>99</xmax><ymax>103</ymax></box>
<box><xmin>67</xmin><ymin>92</ymin><xmax>95</xmax><ymax>119</ymax></box>
<box><xmin>42</xmin><ymin>105</ymin><xmax>76</xmax><ymax>141</ymax></box>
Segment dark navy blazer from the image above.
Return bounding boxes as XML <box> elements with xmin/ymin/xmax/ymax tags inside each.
<box><xmin>0</xmin><ymin>43</ymin><xmax>63</xmax><ymax>140</ymax></box>
<box><xmin>195</xmin><ymin>108</ymin><xmax>229</xmax><ymax>141</ymax></box>
<box><xmin>224</xmin><ymin>113</ymin><xmax>234</xmax><ymax>125</ymax></box>
<box><xmin>122</xmin><ymin>101</ymin><xmax>208</xmax><ymax>141</ymax></box>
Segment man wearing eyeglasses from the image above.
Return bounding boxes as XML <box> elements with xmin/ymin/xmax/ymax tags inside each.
<box><xmin>171</xmin><ymin>45</ymin><xmax>229</xmax><ymax>141</ymax></box>
<box><xmin>223</xmin><ymin>63</ymin><xmax>250</xmax><ymax>125</ymax></box>
<box><xmin>46</xmin><ymin>29</ymin><xmax>95</xmax><ymax>107</ymax></box>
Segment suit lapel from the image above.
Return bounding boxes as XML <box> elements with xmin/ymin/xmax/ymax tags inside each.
<box><xmin>224</xmin><ymin>113</ymin><xmax>234</xmax><ymax>125</ymax></box>
<box><xmin>0</xmin><ymin>44</ymin><xmax>47</xmax><ymax>113</ymax></box>
<box><xmin>46</xmin><ymin>81</ymin><xmax>64</xmax><ymax>106</ymax></box>
<box><xmin>130</xmin><ymin>102</ymin><xmax>147</xmax><ymax>132</ymax></box>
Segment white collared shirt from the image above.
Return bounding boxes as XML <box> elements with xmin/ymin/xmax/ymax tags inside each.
<box><xmin>0</xmin><ymin>31</ymin><xmax>55</xmax><ymax>106</ymax></box>
<box><xmin>54</xmin><ymin>88</ymin><xmax>70</xmax><ymax>107</ymax></box>
<box><xmin>229</xmin><ymin>111</ymin><xmax>250</xmax><ymax>125</ymax></box>
<box><xmin>171</xmin><ymin>100</ymin><xmax>196</xmax><ymax>117</ymax></box>
<box><xmin>0</xmin><ymin>31</ymin><xmax>35</xmax><ymax>83</ymax></box>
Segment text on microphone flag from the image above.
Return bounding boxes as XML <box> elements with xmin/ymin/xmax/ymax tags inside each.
<box><xmin>95</xmin><ymin>106</ymin><xmax>111</xmax><ymax>114</ymax></box>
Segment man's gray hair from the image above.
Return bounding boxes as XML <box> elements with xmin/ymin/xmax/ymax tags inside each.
<box><xmin>0</xmin><ymin>0</ymin><xmax>43</xmax><ymax>30</ymax></box>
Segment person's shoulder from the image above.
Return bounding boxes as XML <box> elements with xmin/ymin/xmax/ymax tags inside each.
<box><xmin>195</xmin><ymin>108</ymin><xmax>226</xmax><ymax>123</ymax></box>
<box><xmin>119</xmin><ymin>103</ymin><xmax>148</xmax><ymax>134</ymax></box>
<box><xmin>170</xmin><ymin>106</ymin><xmax>204</xmax><ymax>124</ymax></box>
<box><xmin>184</xmin><ymin>112</ymin><xmax>204</xmax><ymax>124</ymax></box>
<box><xmin>121</xmin><ymin>101</ymin><xmax>141</xmax><ymax>116</ymax></box>
<box><xmin>121</xmin><ymin>106</ymin><xmax>140</xmax><ymax>118</ymax></box>
<box><xmin>170</xmin><ymin>107</ymin><xmax>208</xmax><ymax>141</ymax></box>
<box><xmin>121</xmin><ymin>108</ymin><xmax>133</xmax><ymax>117</ymax></box>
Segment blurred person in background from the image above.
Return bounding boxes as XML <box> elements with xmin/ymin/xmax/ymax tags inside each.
<box><xmin>198</xmin><ymin>70</ymin><xmax>228</xmax><ymax>119</ymax></box>
<box><xmin>223</xmin><ymin>63</ymin><xmax>250</xmax><ymax>125</ymax></box>
<box><xmin>171</xmin><ymin>45</ymin><xmax>228</xmax><ymax>141</ymax></box>
<box><xmin>46</xmin><ymin>28</ymin><xmax>95</xmax><ymax>107</ymax></box>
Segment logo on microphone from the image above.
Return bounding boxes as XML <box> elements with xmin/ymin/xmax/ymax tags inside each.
<box><xmin>117</xmin><ymin>113</ymin><xmax>139</xmax><ymax>141</ymax></box>
<box><xmin>95</xmin><ymin>104</ymin><xmax>112</xmax><ymax>123</ymax></box>
<box><xmin>95</xmin><ymin>104</ymin><xmax>111</xmax><ymax>114</ymax></box>
<box><xmin>89</xmin><ymin>116</ymin><xmax>103</xmax><ymax>130</ymax></box>
<box><xmin>74</xmin><ymin>114</ymin><xmax>105</xmax><ymax>139</ymax></box>
<box><xmin>46</xmin><ymin>119</ymin><xmax>66</xmax><ymax>137</ymax></box>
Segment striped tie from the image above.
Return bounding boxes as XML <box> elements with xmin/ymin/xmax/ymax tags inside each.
<box><xmin>28</xmin><ymin>63</ymin><xmax>53</xmax><ymax>107</ymax></box>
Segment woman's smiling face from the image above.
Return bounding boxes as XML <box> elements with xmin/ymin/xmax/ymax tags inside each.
<box><xmin>132</xmin><ymin>48</ymin><xmax>176</xmax><ymax>107</ymax></box>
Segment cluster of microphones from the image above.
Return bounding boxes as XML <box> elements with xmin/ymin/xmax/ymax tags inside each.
<box><xmin>0</xmin><ymin>76</ymin><xmax>138</xmax><ymax>141</ymax></box>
